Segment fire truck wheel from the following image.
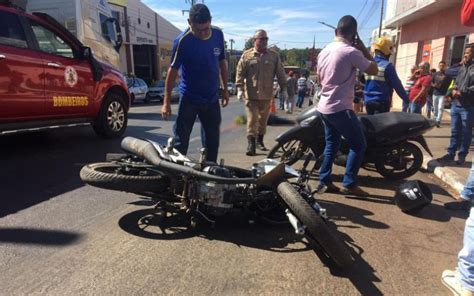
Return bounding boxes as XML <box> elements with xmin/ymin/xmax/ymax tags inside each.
<box><xmin>93</xmin><ymin>93</ymin><xmax>128</xmax><ymax>138</ymax></box>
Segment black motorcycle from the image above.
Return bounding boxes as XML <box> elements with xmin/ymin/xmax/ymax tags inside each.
<box><xmin>80</xmin><ymin>136</ymin><xmax>353</xmax><ymax>268</ymax></box>
<box><xmin>267</xmin><ymin>108</ymin><xmax>435</xmax><ymax>180</ymax></box>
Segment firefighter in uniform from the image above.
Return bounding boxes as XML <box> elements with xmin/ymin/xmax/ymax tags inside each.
<box><xmin>235</xmin><ymin>29</ymin><xmax>287</xmax><ymax>156</ymax></box>
<box><xmin>364</xmin><ymin>37</ymin><xmax>409</xmax><ymax>114</ymax></box>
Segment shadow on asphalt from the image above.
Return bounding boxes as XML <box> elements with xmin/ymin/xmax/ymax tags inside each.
<box><xmin>0</xmin><ymin>227</ymin><xmax>82</xmax><ymax>245</ymax></box>
<box><xmin>0</xmin><ymin>125</ymin><xmax>170</xmax><ymax>218</ymax></box>
<box><xmin>119</xmin><ymin>204</ymin><xmax>384</xmax><ymax>295</ymax></box>
<box><xmin>118</xmin><ymin>207</ymin><xmax>311</xmax><ymax>253</ymax></box>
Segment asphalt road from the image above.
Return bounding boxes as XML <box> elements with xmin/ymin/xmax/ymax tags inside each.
<box><xmin>0</xmin><ymin>99</ymin><xmax>466</xmax><ymax>295</ymax></box>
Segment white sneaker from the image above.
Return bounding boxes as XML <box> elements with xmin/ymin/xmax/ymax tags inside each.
<box><xmin>441</xmin><ymin>269</ymin><xmax>474</xmax><ymax>296</ymax></box>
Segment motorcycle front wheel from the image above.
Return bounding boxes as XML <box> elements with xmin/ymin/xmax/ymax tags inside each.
<box><xmin>80</xmin><ymin>162</ymin><xmax>169</xmax><ymax>193</ymax></box>
<box><xmin>276</xmin><ymin>182</ymin><xmax>353</xmax><ymax>269</ymax></box>
<box><xmin>267</xmin><ymin>138</ymin><xmax>317</xmax><ymax>165</ymax></box>
<box><xmin>374</xmin><ymin>142</ymin><xmax>423</xmax><ymax>180</ymax></box>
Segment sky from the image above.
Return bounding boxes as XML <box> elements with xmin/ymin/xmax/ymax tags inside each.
<box><xmin>143</xmin><ymin>0</ymin><xmax>384</xmax><ymax>50</ymax></box>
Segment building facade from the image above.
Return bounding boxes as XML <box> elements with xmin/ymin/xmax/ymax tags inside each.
<box><xmin>108</xmin><ymin>0</ymin><xmax>181</xmax><ymax>84</ymax></box>
<box><xmin>385</xmin><ymin>0</ymin><xmax>474</xmax><ymax>86</ymax></box>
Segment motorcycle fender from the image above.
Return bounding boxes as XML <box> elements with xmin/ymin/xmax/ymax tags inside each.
<box><xmin>411</xmin><ymin>135</ymin><xmax>433</xmax><ymax>157</ymax></box>
<box><xmin>274</xmin><ymin>125</ymin><xmax>319</xmax><ymax>145</ymax></box>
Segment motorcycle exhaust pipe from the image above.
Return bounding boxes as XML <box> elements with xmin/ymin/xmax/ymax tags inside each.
<box><xmin>285</xmin><ymin>209</ymin><xmax>305</xmax><ymax>235</ymax></box>
<box><xmin>121</xmin><ymin>137</ymin><xmax>256</xmax><ymax>184</ymax></box>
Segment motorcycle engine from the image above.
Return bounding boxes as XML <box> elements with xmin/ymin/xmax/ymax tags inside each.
<box><xmin>198</xmin><ymin>166</ymin><xmax>236</xmax><ymax>215</ymax></box>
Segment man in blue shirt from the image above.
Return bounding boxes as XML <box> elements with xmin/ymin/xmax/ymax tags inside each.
<box><xmin>364</xmin><ymin>37</ymin><xmax>409</xmax><ymax>114</ymax></box>
<box><xmin>161</xmin><ymin>4</ymin><xmax>229</xmax><ymax>162</ymax></box>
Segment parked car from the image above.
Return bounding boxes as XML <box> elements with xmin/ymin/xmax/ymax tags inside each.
<box><xmin>146</xmin><ymin>80</ymin><xmax>179</xmax><ymax>103</ymax></box>
<box><xmin>227</xmin><ymin>82</ymin><xmax>236</xmax><ymax>95</ymax></box>
<box><xmin>126</xmin><ymin>77</ymin><xmax>148</xmax><ymax>103</ymax></box>
<box><xmin>0</xmin><ymin>5</ymin><xmax>130</xmax><ymax>138</ymax></box>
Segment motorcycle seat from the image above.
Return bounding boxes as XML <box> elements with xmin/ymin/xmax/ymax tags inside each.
<box><xmin>359</xmin><ymin>112</ymin><xmax>428</xmax><ymax>136</ymax></box>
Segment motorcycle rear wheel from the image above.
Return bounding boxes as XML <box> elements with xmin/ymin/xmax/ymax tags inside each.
<box><xmin>276</xmin><ymin>182</ymin><xmax>353</xmax><ymax>269</ymax></box>
<box><xmin>374</xmin><ymin>142</ymin><xmax>423</xmax><ymax>180</ymax></box>
<box><xmin>80</xmin><ymin>162</ymin><xmax>168</xmax><ymax>193</ymax></box>
<box><xmin>267</xmin><ymin>139</ymin><xmax>317</xmax><ymax>165</ymax></box>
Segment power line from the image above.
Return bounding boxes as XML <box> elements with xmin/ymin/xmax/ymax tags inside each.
<box><xmin>357</xmin><ymin>0</ymin><xmax>369</xmax><ymax>20</ymax></box>
<box><xmin>359</xmin><ymin>0</ymin><xmax>378</xmax><ymax>30</ymax></box>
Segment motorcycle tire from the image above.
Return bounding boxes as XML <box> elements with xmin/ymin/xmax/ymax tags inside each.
<box><xmin>374</xmin><ymin>142</ymin><xmax>423</xmax><ymax>180</ymax></box>
<box><xmin>276</xmin><ymin>182</ymin><xmax>353</xmax><ymax>269</ymax></box>
<box><xmin>80</xmin><ymin>162</ymin><xmax>168</xmax><ymax>193</ymax></box>
<box><xmin>267</xmin><ymin>139</ymin><xmax>319</xmax><ymax>166</ymax></box>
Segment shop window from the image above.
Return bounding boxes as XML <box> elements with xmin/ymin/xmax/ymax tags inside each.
<box><xmin>147</xmin><ymin>22</ymin><xmax>150</xmax><ymax>29</ymax></box>
<box><xmin>138</xmin><ymin>18</ymin><xmax>141</xmax><ymax>25</ymax></box>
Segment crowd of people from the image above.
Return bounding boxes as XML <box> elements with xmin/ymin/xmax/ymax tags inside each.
<box><xmin>159</xmin><ymin>3</ymin><xmax>474</xmax><ymax>294</ymax></box>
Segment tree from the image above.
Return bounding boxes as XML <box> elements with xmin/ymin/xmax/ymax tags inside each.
<box><xmin>244</xmin><ymin>38</ymin><xmax>253</xmax><ymax>50</ymax></box>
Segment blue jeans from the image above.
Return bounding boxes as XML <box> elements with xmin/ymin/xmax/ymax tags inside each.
<box><xmin>459</xmin><ymin>207</ymin><xmax>474</xmax><ymax>292</ymax></box>
<box><xmin>426</xmin><ymin>96</ymin><xmax>433</xmax><ymax>118</ymax></box>
<box><xmin>410</xmin><ymin>102</ymin><xmax>423</xmax><ymax>113</ymax></box>
<box><xmin>447</xmin><ymin>104</ymin><xmax>474</xmax><ymax>158</ymax></box>
<box><xmin>461</xmin><ymin>158</ymin><xmax>474</xmax><ymax>201</ymax></box>
<box><xmin>296</xmin><ymin>90</ymin><xmax>305</xmax><ymax>107</ymax></box>
<box><xmin>173</xmin><ymin>98</ymin><xmax>221</xmax><ymax>162</ymax></box>
<box><xmin>319</xmin><ymin>110</ymin><xmax>367</xmax><ymax>188</ymax></box>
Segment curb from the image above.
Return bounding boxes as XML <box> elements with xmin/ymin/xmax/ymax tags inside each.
<box><xmin>422</xmin><ymin>155</ymin><xmax>465</xmax><ymax>197</ymax></box>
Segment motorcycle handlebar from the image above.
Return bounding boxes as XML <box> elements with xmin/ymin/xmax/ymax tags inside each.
<box><xmin>121</xmin><ymin>137</ymin><xmax>257</xmax><ymax>184</ymax></box>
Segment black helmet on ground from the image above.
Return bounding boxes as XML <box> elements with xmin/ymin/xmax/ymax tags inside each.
<box><xmin>394</xmin><ymin>180</ymin><xmax>433</xmax><ymax>213</ymax></box>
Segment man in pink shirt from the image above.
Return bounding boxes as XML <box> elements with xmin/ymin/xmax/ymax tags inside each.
<box><xmin>316</xmin><ymin>15</ymin><xmax>378</xmax><ymax>197</ymax></box>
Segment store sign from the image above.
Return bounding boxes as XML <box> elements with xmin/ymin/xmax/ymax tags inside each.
<box><xmin>422</xmin><ymin>42</ymin><xmax>431</xmax><ymax>62</ymax></box>
<box><xmin>137</xmin><ymin>37</ymin><xmax>153</xmax><ymax>44</ymax></box>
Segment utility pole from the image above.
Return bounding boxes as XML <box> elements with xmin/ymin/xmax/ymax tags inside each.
<box><xmin>229</xmin><ymin>39</ymin><xmax>234</xmax><ymax>82</ymax></box>
<box><xmin>182</xmin><ymin>0</ymin><xmax>204</xmax><ymax>15</ymax></box>
<box><xmin>378</xmin><ymin>0</ymin><xmax>384</xmax><ymax>37</ymax></box>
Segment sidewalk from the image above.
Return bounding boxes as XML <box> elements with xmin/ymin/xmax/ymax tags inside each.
<box><xmin>421</xmin><ymin>110</ymin><xmax>472</xmax><ymax>197</ymax></box>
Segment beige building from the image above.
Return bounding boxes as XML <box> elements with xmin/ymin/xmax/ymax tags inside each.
<box><xmin>108</xmin><ymin>0</ymin><xmax>181</xmax><ymax>83</ymax></box>
<box><xmin>385</xmin><ymin>0</ymin><xmax>474</xmax><ymax>109</ymax></box>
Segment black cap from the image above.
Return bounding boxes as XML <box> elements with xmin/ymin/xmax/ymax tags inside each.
<box><xmin>189</xmin><ymin>4</ymin><xmax>211</xmax><ymax>24</ymax></box>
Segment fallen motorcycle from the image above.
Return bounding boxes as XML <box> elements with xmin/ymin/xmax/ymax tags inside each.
<box><xmin>268</xmin><ymin>109</ymin><xmax>435</xmax><ymax>180</ymax></box>
<box><xmin>80</xmin><ymin>137</ymin><xmax>353</xmax><ymax>268</ymax></box>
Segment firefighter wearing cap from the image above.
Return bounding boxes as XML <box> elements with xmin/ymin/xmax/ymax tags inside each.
<box><xmin>364</xmin><ymin>37</ymin><xmax>409</xmax><ymax>114</ymax></box>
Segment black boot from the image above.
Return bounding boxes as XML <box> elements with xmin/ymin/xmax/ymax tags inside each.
<box><xmin>246</xmin><ymin>135</ymin><xmax>256</xmax><ymax>156</ymax></box>
<box><xmin>257</xmin><ymin>134</ymin><xmax>268</xmax><ymax>151</ymax></box>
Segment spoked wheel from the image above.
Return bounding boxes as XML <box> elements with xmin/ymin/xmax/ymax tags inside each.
<box><xmin>80</xmin><ymin>162</ymin><xmax>169</xmax><ymax>193</ymax></box>
<box><xmin>276</xmin><ymin>182</ymin><xmax>353</xmax><ymax>269</ymax></box>
<box><xmin>374</xmin><ymin>142</ymin><xmax>423</xmax><ymax>180</ymax></box>
<box><xmin>267</xmin><ymin>138</ymin><xmax>313</xmax><ymax>165</ymax></box>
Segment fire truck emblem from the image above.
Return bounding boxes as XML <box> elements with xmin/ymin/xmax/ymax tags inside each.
<box><xmin>64</xmin><ymin>66</ymin><xmax>78</xmax><ymax>87</ymax></box>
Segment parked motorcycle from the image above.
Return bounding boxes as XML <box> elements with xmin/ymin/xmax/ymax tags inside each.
<box><xmin>80</xmin><ymin>137</ymin><xmax>353</xmax><ymax>268</ymax></box>
<box><xmin>268</xmin><ymin>108</ymin><xmax>435</xmax><ymax>180</ymax></box>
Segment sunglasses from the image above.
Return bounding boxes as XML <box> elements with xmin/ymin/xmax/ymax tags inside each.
<box><xmin>255</xmin><ymin>37</ymin><xmax>269</xmax><ymax>41</ymax></box>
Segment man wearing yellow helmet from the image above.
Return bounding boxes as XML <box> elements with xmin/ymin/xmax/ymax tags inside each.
<box><xmin>364</xmin><ymin>37</ymin><xmax>410</xmax><ymax>114</ymax></box>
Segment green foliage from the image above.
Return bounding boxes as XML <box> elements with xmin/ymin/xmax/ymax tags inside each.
<box><xmin>244</xmin><ymin>38</ymin><xmax>253</xmax><ymax>50</ymax></box>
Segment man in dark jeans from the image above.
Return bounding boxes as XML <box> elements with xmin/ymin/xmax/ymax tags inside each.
<box><xmin>439</xmin><ymin>44</ymin><xmax>474</xmax><ymax>166</ymax></box>
<box><xmin>316</xmin><ymin>15</ymin><xmax>378</xmax><ymax>197</ymax></box>
<box><xmin>161</xmin><ymin>4</ymin><xmax>229</xmax><ymax>162</ymax></box>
